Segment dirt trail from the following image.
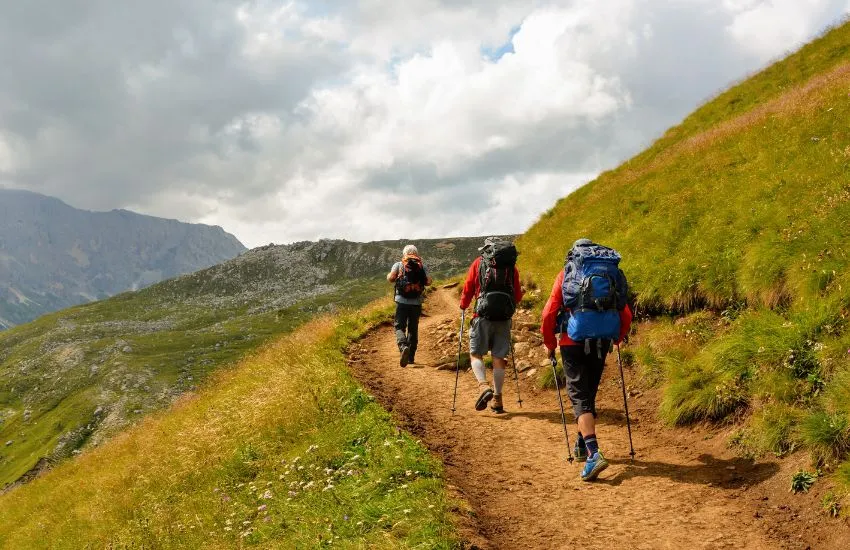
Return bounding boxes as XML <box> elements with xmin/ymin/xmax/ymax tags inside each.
<box><xmin>348</xmin><ymin>288</ymin><xmax>819</xmax><ymax>549</ymax></box>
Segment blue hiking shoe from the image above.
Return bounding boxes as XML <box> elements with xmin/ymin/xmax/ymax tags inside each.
<box><xmin>580</xmin><ymin>451</ymin><xmax>609</xmax><ymax>482</ymax></box>
<box><xmin>574</xmin><ymin>440</ymin><xmax>588</xmax><ymax>462</ymax></box>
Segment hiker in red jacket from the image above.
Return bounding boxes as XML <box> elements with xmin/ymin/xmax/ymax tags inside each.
<box><xmin>541</xmin><ymin>238</ymin><xmax>633</xmax><ymax>481</ymax></box>
<box><xmin>460</xmin><ymin>237</ymin><xmax>524</xmax><ymax>413</ymax></box>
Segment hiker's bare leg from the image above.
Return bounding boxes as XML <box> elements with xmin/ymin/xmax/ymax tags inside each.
<box><xmin>577</xmin><ymin>412</ymin><xmax>596</xmax><ymax>440</ymax></box>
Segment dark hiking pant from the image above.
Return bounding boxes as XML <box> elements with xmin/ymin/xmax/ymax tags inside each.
<box><xmin>394</xmin><ymin>303</ymin><xmax>421</xmax><ymax>359</ymax></box>
<box><xmin>561</xmin><ymin>339</ymin><xmax>610</xmax><ymax>419</ymax></box>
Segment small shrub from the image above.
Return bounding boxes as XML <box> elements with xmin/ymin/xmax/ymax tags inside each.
<box><xmin>822</xmin><ymin>491</ymin><xmax>842</xmax><ymax>518</ymax></box>
<box><xmin>538</xmin><ymin>361</ymin><xmax>564</xmax><ymax>390</ymax></box>
<box><xmin>790</xmin><ymin>469</ymin><xmax>817</xmax><ymax>494</ymax></box>
<box><xmin>799</xmin><ymin>410</ymin><xmax>850</xmax><ymax>465</ymax></box>
<box><xmin>746</xmin><ymin>403</ymin><xmax>803</xmax><ymax>457</ymax></box>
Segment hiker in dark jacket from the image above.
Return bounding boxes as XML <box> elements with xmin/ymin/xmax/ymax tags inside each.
<box><xmin>541</xmin><ymin>238</ymin><xmax>633</xmax><ymax>481</ymax></box>
<box><xmin>459</xmin><ymin>237</ymin><xmax>524</xmax><ymax>413</ymax></box>
<box><xmin>387</xmin><ymin>244</ymin><xmax>432</xmax><ymax>367</ymax></box>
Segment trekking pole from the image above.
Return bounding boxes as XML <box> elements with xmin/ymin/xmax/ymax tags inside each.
<box><xmin>508</xmin><ymin>320</ymin><xmax>523</xmax><ymax>408</ymax></box>
<box><xmin>451</xmin><ymin>310</ymin><xmax>466</xmax><ymax>414</ymax></box>
<box><xmin>550</xmin><ymin>356</ymin><xmax>574</xmax><ymax>463</ymax></box>
<box><xmin>616</xmin><ymin>344</ymin><xmax>636</xmax><ymax>461</ymax></box>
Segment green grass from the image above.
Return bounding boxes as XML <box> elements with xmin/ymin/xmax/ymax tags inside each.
<box><xmin>0</xmin><ymin>276</ymin><xmax>392</xmax><ymax>488</ymax></box>
<box><xmin>515</xmin><ymin>21</ymin><xmax>850</xmax><ymax>470</ymax></box>
<box><xmin>0</xmin><ymin>301</ymin><xmax>461</xmax><ymax>549</ymax></box>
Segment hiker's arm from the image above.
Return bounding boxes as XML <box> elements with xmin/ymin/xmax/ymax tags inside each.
<box><xmin>541</xmin><ymin>271</ymin><xmax>565</xmax><ymax>351</ymax></box>
<box><xmin>459</xmin><ymin>259</ymin><xmax>479</xmax><ymax>310</ymax></box>
<box><xmin>512</xmin><ymin>266</ymin><xmax>524</xmax><ymax>303</ymax></box>
<box><xmin>617</xmin><ymin>303</ymin><xmax>633</xmax><ymax>345</ymax></box>
<box><xmin>387</xmin><ymin>263</ymin><xmax>399</xmax><ymax>282</ymax></box>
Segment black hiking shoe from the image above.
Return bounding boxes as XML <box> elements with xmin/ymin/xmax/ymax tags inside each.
<box><xmin>574</xmin><ymin>439</ymin><xmax>588</xmax><ymax>462</ymax></box>
<box><xmin>490</xmin><ymin>394</ymin><xmax>504</xmax><ymax>414</ymax></box>
<box><xmin>400</xmin><ymin>346</ymin><xmax>410</xmax><ymax>368</ymax></box>
<box><xmin>475</xmin><ymin>386</ymin><xmax>494</xmax><ymax>411</ymax></box>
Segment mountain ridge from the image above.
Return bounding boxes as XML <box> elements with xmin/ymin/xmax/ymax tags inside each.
<box><xmin>0</xmin><ymin>188</ymin><xmax>247</xmax><ymax>329</ymax></box>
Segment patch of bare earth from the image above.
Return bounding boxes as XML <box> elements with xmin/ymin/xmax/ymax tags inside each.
<box><xmin>348</xmin><ymin>288</ymin><xmax>850</xmax><ymax>549</ymax></box>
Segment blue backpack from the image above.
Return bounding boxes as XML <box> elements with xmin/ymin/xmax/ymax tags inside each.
<box><xmin>558</xmin><ymin>241</ymin><xmax>628</xmax><ymax>343</ymax></box>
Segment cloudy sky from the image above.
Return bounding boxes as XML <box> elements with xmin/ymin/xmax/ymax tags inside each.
<box><xmin>1</xmin><ymin>1</ymin><xmax>848</xmax><ymax>248</ymax></box>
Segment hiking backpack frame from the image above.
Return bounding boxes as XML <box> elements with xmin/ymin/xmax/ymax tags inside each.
<box><xmin>475</xmin><ymin>240</ymin><xmax>518</xmax><ymax>321</ymax></box>
<box><xmin>558</xmin><ymin>241</ymin><xmax>629</xmax><ymax>345</ymax></box>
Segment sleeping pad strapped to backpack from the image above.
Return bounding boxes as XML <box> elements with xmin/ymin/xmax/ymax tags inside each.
<box><xmin>475</xmin><ymin>240</ymin><xmax>518</xmax><ymax>321</ymax></box>
<box><xmin>559</xmin><ymin>241</ymin><xmax>628</xmax><ymax>342</ymax></box>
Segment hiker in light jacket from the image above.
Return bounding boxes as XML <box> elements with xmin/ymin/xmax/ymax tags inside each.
<box><xmin>459</xmin><ymin>237</ymin><xmax>524</xmax><ymax>413</ymax></box>
<box><xmin>541</xmin><ymin>238</ymin><xmax>633</xmax><ymax>481</ymax></box>
<box><xmin>387</xmin><ymin>245</ymin><xmax>432</xmax><ymax>367</ymax></box>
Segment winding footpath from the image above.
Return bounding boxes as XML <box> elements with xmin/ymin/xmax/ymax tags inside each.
<box><xmin>348</xmin><ymin>288</ymin><xmax>838</xmax><ymax>549</ymax></box>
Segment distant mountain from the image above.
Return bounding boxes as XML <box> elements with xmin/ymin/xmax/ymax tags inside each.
<box><xmin>0</xmin><ymin>234</ymin><xmax>509</xmax><ymax>488</ymax></box>
<box><xmin>0</xmin><ymin>189</ymin><xmax>247</xmax><ymax>329</ymax></box>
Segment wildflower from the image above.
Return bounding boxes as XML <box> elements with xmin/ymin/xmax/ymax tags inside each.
<box><xmin>307</xmin><ymin>444</ymin><xmax>319</xmax><ymax>453</ymax></box>
<box><xmin>324</xmin><ymin>468</ymin><xmax>334</xmax><ymax>475</ymax></box>
<box><xmin>224</xmin><ymin>526</ymin><xmax>233</xmax><ymax>532</ymax></box>
<box><xmin>304</xmin><ymin>481</ymin><xmax>315</xmax><ymax>489</ymax></box>
<box><xmin>288</xmin><ymin>490</ymin><xmax>298</xmax><ymax>497</ymax></box>
<box><xmin>401</xmin><ymin>484</ymin><xmax>408</xmax><ymax>489</ymax></box>
<box><xmin>405</xmin><ymin>470</ymin><xmax>412</xmax><ymax>477</ymax></box>
<box><xmin>403</xmin><ymin>509</ymin><xmax>411</xmax><ymax>514</ymax></box>
<box><xmin>258</xmin><ymin>505</ymin><xmax>267</xmax><ymax>512</ymax></box>
<box><xmin>383</xmin><ymin>440</ymin><xmax>392</xmax><ymax>447</ymax></box>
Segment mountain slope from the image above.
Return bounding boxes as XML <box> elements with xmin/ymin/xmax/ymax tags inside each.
<box><xmin>517</xmin><ymin>21</ymin><xmax>850</xmax><ymax>487</ymax></box>
<box><xmin>0</xmin><ymin>189</ymin><xmax>246</xmax><ymax>329</ymax></box>
<box><xmin>0</xmin><ymin>236</ymin><xmax>497</xmax><ymax>488</ymax></box>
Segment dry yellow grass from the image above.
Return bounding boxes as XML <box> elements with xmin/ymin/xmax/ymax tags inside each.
<box><xmin>0</xmin><ymin>299</ymin><xmax>459</xmax><ymax>548</ymax></box>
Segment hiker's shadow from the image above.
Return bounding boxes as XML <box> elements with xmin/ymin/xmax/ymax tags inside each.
<box><xmin>492</xmin><ymin>407</ymin><xmax>633</xmax><ymax>427</ymax></box>
<box><xmin>597</xmin><ymin>454</ymin><xmax>780</xmax><ymax>489</ymax></box>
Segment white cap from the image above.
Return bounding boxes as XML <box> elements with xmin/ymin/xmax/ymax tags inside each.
<box><xmin>403</xmin><ymin>244</ymin><xmax>418</xmax><ymax>256</ymax></box>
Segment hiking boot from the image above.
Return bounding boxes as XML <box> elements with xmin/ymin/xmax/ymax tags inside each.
<box><xmin>490</xmin><ymin>394</ymin><xmax>504</xmax><ymax>413</ymax></box>
<box><xmin>408</xmin><ymin>353</ymin><xmax>416</xmax><ymax>365</ymax></box>
<box><xmin>475</xmin><ymin>385</ymin><xmax>494</xmax><ymax>411</ymax></box>
<box><xmin>581</xmin><ymin>451</ymin><xmax>609</xmax><ymax>482</ymax></box>
<box><xmin>400</xmin><ymin>345</ymin><xmax>410</xmax><ymax>368</ymax></box>
<box><xmin>574</xmin><ymin>439</ymin><xmax>588</xmax><ymax>462</ymax></box>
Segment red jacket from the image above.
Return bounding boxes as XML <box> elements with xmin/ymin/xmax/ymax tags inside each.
<box><xmin>459</xmin><ymin>257</ymin><xmax>524</xmax><ymax>316</ymax></box>
<box><xmin>541</xmin><ymin>269</ymin><xmax>633</xmax><ymax>350</ymax></box>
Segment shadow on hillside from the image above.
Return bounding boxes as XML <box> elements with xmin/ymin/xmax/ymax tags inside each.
<box><xmin>596</xmin><ymin>454</ymin><xmax>780</xmax><ymax>489</ymax></box>
<box><xmin>491</xmin><ymin>407</ymin><xmax>633</xmax><ymax>427</ymax></box>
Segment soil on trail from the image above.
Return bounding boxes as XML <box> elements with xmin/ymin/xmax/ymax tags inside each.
<box><xmin>348</xmin><ymin>288</ymin><xmax>848</xmax><ymax>550</ymax></box>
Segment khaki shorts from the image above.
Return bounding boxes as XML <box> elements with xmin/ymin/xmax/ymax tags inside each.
<box><xmin>468</xmin><ymin>316</ymin><xmax>512</xmax><ymax>359</ymax></box>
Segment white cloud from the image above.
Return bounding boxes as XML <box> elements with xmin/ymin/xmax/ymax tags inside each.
<box><xmin>1</xmin><ymin>1</ymin><xmax>849</xmax><ymax>248</ymax></box>
<box><xmin>724</xmin><ymin>0</ymin><xmax>850</xmax><ymax>60</ymax></box>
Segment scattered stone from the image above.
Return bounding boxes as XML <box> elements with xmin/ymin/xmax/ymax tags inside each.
<box><xmin>515</xmin><ymin>360</ymin><xmax>533</xmax><ymax>373</ymax></box>
<box><xmin>5</xmin><ymin>440</ymin><xmax>12</xmax><ymax>446</ymax></box>
<box><xmin>525</xmin><ymin>368</ymin><xmax>537</xmax><ymax>378</ymax></box>
<box><xmin>122</xmin><ymin>346</ymin><xmax>133</xmax><ymax>353</ymax></box>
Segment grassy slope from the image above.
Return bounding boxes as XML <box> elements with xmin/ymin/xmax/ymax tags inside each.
<box><xmin>0</xmin><ymin>300</ymin><xmax>460</xmax><ymax>548</ymax></box>
<box><xmin>0</xmin><ymin>236</ymin><xmax>488</xmax><ymax>489</ymax></box>
<box><xmin>517</xmin><ymin>21</ymin><xmax>850</xmax><ymax>486</ymax></box>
